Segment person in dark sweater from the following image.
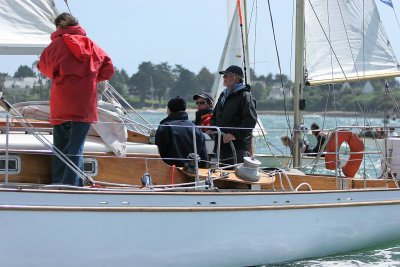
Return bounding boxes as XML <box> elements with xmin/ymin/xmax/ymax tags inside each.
<box><xmin>210</xmin><ymin>65</ymin><xmax>257</xmax><ymax>165</ymax></box>
<box><xmin>305</xmin><ymin>122</ymin><xmax>327</xmax><ymax>156</ymax></box>
<box><xmin>155</xmin><ymin>96</ymin><xmax>208</xmax><ymax>168</ymax></box>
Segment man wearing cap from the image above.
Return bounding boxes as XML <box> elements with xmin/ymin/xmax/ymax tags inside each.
<box><xmin>155</xmin><ymin>96</ymin><xmax>208</xmax><ymax>168</ymax></box>
<box><xmin>210</xmin><ymin>65</ymin><xmax>257</xmax><ymax>165</ymax></box>
<box><xmin>193</xmin><ymin>92</ymin><xmax>214</xmax><ymax>132</ymax></box>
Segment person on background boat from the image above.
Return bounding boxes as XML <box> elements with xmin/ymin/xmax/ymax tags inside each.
<box><xmin>193</xmin><ymin>92</ymin><xmax>214</xmax><ymax>132</ymax></box>
<box><xmin>281</xmin><ymin>135</ymin><xmax>308</xmax><ymax>155</ymax></box>
<box><xmin>359</xmin><ymin>125</ymin><xmax>378</xmax><ymax>138</ymax></box>
<box><xmin>155</xmin><ymin>96</ymin><xmax>208</xmax><ymax>168</ymax></box>
<box><xmin>281</xmin><ymin>135</ymin><xmax>294</xmax><ymax>155</ymax></box>
<box><xmin>388</xmin><ymin>127</ymin><xmax>399</xmax><ymax>137</ymax></box>
<box><xmin>305</xmin><ymin>123</ymin><xmax>326</xmax><ymax>156</ymax></box>
<box><xmin>37</xmin><ymin>13</ymin><xmax>114</xmax><ymax>186</ymax></box>
<box><xmin>209</xmin><ymin>65</ymin><xmax>257</xmax><ymax>165</ymax></box>
<box><xmin>376</xmin><ymin>127</ymin><xmax>386</xmax><ymax>139</ymax></box>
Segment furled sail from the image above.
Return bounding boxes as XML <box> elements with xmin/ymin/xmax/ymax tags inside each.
<box><xmin>304</xmin><ymin>0</ymin><xmax>400</xmax><ymax>86</ymax></box>
<box><xmin>0</xmin><ymin>0</ymin><xmax>57</xmax><ymax>55</ymax></box>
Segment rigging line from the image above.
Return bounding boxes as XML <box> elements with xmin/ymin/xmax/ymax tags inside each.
<box><xmin>106</xmin><ymin>82</ymin><xmax>154</xmax><ymax>129</ymax></box>
<box><xmin>323</xmin><ymin>0</ymin><xmax>331</xmax><ymax>133</ymax></box>
<box><xmin>266</xmin><ymin>0</ymin><xmax>292</xmax><ymax>136</ymax></box>
<box><xmin>63</xmin><ymin>0</ymin><xmax>72</xmax><ymax>14</ymax></box>
<box><xmin>3</xmin><ymin>107</ymin><xmax>93</xmax><ymax>185</ymax></box>
<box><xmin>247</xmin><ymin>0</ymin><xmax>258</xmax><ymax>73</ymax></box>
<box><xmin>306</xmin><ymin>0</ymin><xmax>348</xmax><ymax>82</ymax></box>
<box><xmin>336</xmin><ymin>0</ymin><xmax>360</xmax><ymax>79</ymax></box>
<box><xmin>237</xmin><ymin>0</ymin><xmax>249</xmax><ymax>85</ymax></box>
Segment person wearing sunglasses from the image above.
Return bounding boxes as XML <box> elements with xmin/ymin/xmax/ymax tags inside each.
<box><xmin>210</xmin><ymin>65</ymin><xmax>257</xmax><ymax>165</ymax></box>
<box><xmin>193</xmin><ymin>92</ymin><xmax>214</xmax><ymax>132</ymax></box>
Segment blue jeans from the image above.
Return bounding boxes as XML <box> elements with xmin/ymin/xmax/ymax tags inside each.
<box><xmin>52</xmin><ymin>122</ymin><xmax>90</xmax><ymax>186</ymax></box>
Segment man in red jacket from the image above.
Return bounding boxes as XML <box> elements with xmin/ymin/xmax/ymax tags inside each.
<box><xmin>37</xmin><ymin>13</ymin><xmax>114</xmax><ymax>186</ymax></box>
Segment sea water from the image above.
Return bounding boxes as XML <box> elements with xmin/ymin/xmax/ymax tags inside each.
<box><xmin>140</xmin><ymin>110</ymin><xmax>400</xmax><ymax>266</ymax></box>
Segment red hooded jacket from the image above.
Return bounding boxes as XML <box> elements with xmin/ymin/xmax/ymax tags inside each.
<box><xmin>38</xmin><ymin>25</ymin><xmax>114</xmax><ymax>125</ymax></box>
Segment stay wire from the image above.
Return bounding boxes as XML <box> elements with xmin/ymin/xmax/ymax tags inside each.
<box><xmin>63</xmin><ymin>0</ymin><xmax>72</xmax><ymax>14</ymax></box>
<box><xmin>266</xmin><ymin>0</ymin><xmax>292</xmax><ymax>136</ymax></box>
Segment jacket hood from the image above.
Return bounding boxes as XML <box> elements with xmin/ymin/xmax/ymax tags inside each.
<box><xmin>51</xmin><ymin>25</ymin><xmax>94</xmax><ymax>62</ymax></box>
<box><xmin>231</xmin><ymin>83</ymin><xmax>249</xmax><ymax>94</ymax></box>
<box><xmin>50</xmin><ymin>25</ymin><xmax>86</xmax><ymax>40</ymax></box>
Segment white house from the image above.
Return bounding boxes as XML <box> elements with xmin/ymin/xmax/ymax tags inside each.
<box><xmin>268</xmin><ymin>83</ymin><xmax>292</xmax><ymax>100</ymax></box>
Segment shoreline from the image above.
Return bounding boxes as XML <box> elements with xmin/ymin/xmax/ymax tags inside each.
<box><xmin>136</xmin><ymin>108</ymin><xmax>388</xmax><ymax>119</ymax></box>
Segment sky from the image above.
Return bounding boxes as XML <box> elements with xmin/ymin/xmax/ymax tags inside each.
<box><xmin>1</xmin><ymin>0</ymin><xmax>400</xmax><ymax>79</ymax></box>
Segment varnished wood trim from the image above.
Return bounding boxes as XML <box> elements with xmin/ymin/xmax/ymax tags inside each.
<box><xmin>1</xmin><ymin>187</ymin><xmax>400</xmax><ymax>196</ymax></box>
<box><xmin>1</xmin><ymin>200</ymin><xmax>400</xmax><ymax>212</ymax></box>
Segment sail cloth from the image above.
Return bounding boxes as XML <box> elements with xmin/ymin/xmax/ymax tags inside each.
<box><xmin>10</xmin><ymin>101</ymin><xmax>128</xmax><ymax>157</ymax></box>
<box><xmin>0</xmin><ymin>0</ymin><xmax>57</xmax><ymax>55</ymax></box>
<box><xmin>211</xmin><ymin>3</ymin><xmax>248</xmax><ymax>99</ymax></box>
<box><xmin>304</xmin><ymin>0</ymin><xmax>400</xmax><ymax>86</ymax></box>
<box><xmin>212</xmin><ymin>1</ymin><xmax>264</xmax><ymax>137</ymax></box>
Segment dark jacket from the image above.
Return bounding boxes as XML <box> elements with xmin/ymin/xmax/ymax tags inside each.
<box><xmin>211</xmin><ymin>84</ymin><xmax>257</xmax><ymax>152</ymax></box>
<box><xmin>155</xmin><ymin>111</ymin><xmax>208</xmax><ymax>167</ymax></box>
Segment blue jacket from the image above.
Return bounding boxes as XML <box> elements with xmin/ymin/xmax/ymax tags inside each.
<box><xmin>155</xmin><ymin>111</ymin><xmax>208</xmax><ymax>167</ymax></box>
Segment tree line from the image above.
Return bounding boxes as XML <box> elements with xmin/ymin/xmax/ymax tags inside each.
<box><xmin>2</xmin><ymin>63</ymin><xmax>400</xmax><ymax>113</ymax></box>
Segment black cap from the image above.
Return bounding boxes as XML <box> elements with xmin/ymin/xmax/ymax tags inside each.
<box><xmin>167</xmin><ymin>96</ymin><xmax>186</xmax><ymax>112</ymax></box>
<box><xmin>193</xmin><ymin>92</ymin><xmax>214</xmax><ymax>104</ymax></box>
<box><xmin>218</xmin><ymin>65</ymin><xmax>243</xmax><ymax>77</ymax></box>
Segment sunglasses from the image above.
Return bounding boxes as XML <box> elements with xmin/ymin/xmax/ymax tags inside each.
<box><xmin>196</xmin><ymin>101</ymin><xmax>207</xmax><ymax>105</ymax></box>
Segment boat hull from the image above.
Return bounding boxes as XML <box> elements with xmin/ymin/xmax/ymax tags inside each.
<box><xmin>1</xmin><ymin>188</ymin><xmax>400</xmax><ymax>266</ymax></box>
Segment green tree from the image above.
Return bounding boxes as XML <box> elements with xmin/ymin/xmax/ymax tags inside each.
<box><xmin>170</xmin><ymin>65</ymin><xmax>196</xmax><ymax>99</ymax></box>
<box><xmin>195</xmin><ymin>67</ymin><xmax>214</xmax><ymax>94</ymax></box>
<box><xmin>128</xmin><ymin>62</ymin><xmax>155</xmax><ymax>107</ymax></box>
<box><xmin>110</xmin><ymin>68</ymin><xmax>129</xmax><ymax>97</ymax></box>
<box><xmin>14</xmin><ymin>65</ymin><xmax>35</xmax><ymax>78</ymax></box>
<box><xmin>153</xmin><ymin>62</ymin><xmax>174</xmax><ymax>108</ymax></box>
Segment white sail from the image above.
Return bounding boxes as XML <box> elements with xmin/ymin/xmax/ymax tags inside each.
<box><xmin>212</xmin><ymin>1</ymin><xmax>264</xmax><ymax>137</ymax></box>
<box><xmin>0</xmin><ymin>0</ymin><xmax>57</xmax><ymax>55</ymax></box>
<box><xmin>226</xmin><ymin>0</ymin><xmax>237</xmax><ymax>26</ymax></box>
<box><xmin>211</xmin><ymin>3</ymin><xmax>247</xmax><ymax>100</ymax></box>
<box><xmin>304</xmin><ymin>0</ymin><xmax>400</xmax><ymax>86</ymax></box>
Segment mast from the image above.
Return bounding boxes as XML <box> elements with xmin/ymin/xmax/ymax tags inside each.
<box><xmin>293</xmin><ymin>0</ymin><xmax>305</xmax><ymax>167</ymax></box>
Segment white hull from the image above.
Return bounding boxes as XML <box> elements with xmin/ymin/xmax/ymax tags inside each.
<box><xmin>1</xmin><ymin>188</ymin><xmax>400</xmax><ymax>266</ymax></box>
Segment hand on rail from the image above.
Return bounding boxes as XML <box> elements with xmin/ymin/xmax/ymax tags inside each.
<box><xmin>223</xmin><ymin>133</ymin><xmax>236</xmax><ymax>143</ymax></box>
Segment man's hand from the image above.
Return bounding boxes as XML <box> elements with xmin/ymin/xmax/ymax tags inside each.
<box><xmin>223</xmin><ymin>133</ymin><xmax>236</xmax><ymax>143</ymax></box>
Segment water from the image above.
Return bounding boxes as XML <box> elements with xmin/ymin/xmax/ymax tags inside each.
<box><xmin>140</xmin><ymin>110</ymin><xmax>400</xmax><ymax>266</ymax></box>
<box><xmin>140</xmin><ymin>110</ymin><xmax>392</xmax><ymax>178</ymax></box>
<box><xmin>274</xmin><ymin>240</ymin><xmax>400</xmax><ymax>266</ymax></box>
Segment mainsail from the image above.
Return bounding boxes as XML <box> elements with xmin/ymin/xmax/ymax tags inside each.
<box><xmin>304</xmin><ymin>0</ymin><xmax>400</xmax><ymax>86</ymax></box>
<box><xmin>0</xmin><ymin>0</ymin><xmax>57</xmax><ymax>55</ymax></box>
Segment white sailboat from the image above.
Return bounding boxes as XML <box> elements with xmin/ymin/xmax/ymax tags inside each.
<box><xmin>0</xmin><ymin>1</ymin><xmax>400</xmax><ymax>267</ymax></box>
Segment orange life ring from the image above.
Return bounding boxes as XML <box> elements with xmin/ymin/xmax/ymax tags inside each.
<box><xmin>324</xmin><ymin>130</ymin><xmax>364</xmax><ymax>177</ymax></box>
